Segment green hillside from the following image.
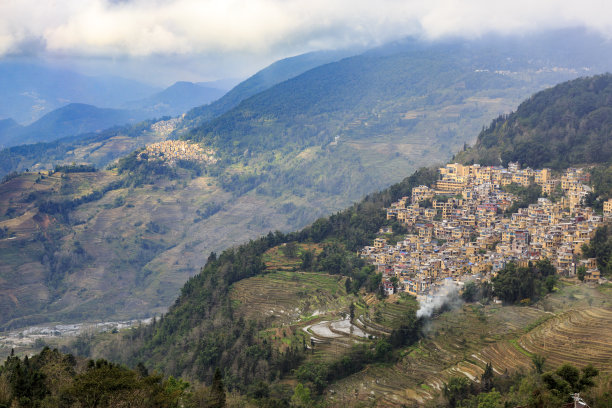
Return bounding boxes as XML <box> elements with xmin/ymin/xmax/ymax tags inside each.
<box><xmin>181</xmin><ymin>49</ymin><xmax>357</xmax><ymax>128</ymax></box>
<box><xmin>456</xmin><ymin>74</ymin><xmax>612</xmax><ymax>168</ymax></box>
<box><xmin>0</xmin><ymin>50</ymin><xmax>357</xmax><ymax>178</ymax></box>
<box><xmin>72</xmin><ymin>167</ymin><xmax>436</xmax><ymax>386</ymax></box>
<box><xmin>0</xmin><ymin>158</ymin><xmax>307</xmax><ymax>329</ymax></box>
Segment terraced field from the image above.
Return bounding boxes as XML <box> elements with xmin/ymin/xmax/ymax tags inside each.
<box><xmin>231</xmin><ymin>246</ymin><xmax>424</xmax><ymax>363</ymax></box>
<box><xmin>519</xmin><ymin>307</ymin><xmax>612</xmax><ymax>371</ymax></box>
<box><xmin>262</xmin><ymin>243</ymin><xmax>321</xmax><ymax>271</ymax></box>
<box><xmin>326</xmin><ymin>284</ymin><xmax>612</xmax><ymax>406</ymax></box>
<box><xmin>230</xmin><ymin>270</ymin><xmax>349</xmax><ymax>324</ymax></box>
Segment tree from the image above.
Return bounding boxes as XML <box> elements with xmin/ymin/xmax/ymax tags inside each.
<box><xmin>291</xmin><ymin>383</ymin><xmax>312</xmax><ymax>407</ymax></box>
<box><xmin>344</xmin><ymin>277</ymin><xmax>352</xmax><ymax>294</ymax></box>
<box><xmin>492</xmin><ymin>261</ymin><xmax>557</xmax><ymax>304</ymax></box>
<box><xmin>207</xmin><ymin>368</ymin><xmax>226</xmax><ymax>408</ymax></box>
<box><xmin>462</xmin><ymin>281</ymin><xmax>478</xmax><ymax>302</ymax></box>
<box><xmin>481</xmin><ymin>362</ymin><xmax>494</xmax><ymax>392</ymax></box>
<box><xmin>531</xmin><ymin>354</ymin><xmax>546</xmax><ymax>374</ymax></box>
<box><xmin>578</xmin><ymin>364</ymin><xmax>598</xmax><ymax>390</ymax></box>
<box><xmin>69</xmin><ymin>360</ymin><xmax>139</xmax><ymax>408</ymax></box>
<box><xmin>577</xmin><ymin>265</ymin><xmax>587</xmax><ymax>282</ymax></box>
<box><xmin>477</xmin><ymin>389</ymin><xmax>503</xmax><ymax>408</ymax></box>
<box><xmin>444</xmin><ymin>376</ymin><xmax>472</xmax><ymax>408</ymax></box>
<box><xmin>281</xmin><ymin>241</ymin><xmax>298</xmax><ymax>258</ymax></box>
<box><xmin>300</xmin><ymin>250</ymin><xmax>313</xmax><ymax>270</ymax></box>
<box><xmin>349</xmin><ymin>303</ymin><xmax>355</xmax><ymax>323</ymax></box>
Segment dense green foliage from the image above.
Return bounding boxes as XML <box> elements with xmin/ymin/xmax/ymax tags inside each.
<box><xmin>491</xmin><ymin>260</ymin><xmax>557</xmax><ymax>304</ymax></box>
<box><xmin>585</xmin><ymin>162</ymin><xmax>612</xmax><ymax>212</ymax></box>
<box><xmin>457</xmin><ymin>74</ymin><xmax>612</xmax><ymax>168</ymax></box>
<box><xmin>183</xmin><ymin>50</ymin><xmax>353</xmax><ymax>128</ymax></box>
<box><xmin>437</xmin><ymin>362</ymin><xmax>603</xmax><ymax>408</ymax></box>
<box><xmin>0</xmin><ymin>348</ymin><xmax>191</xmax><ymax>408</ymax></box>
<box><xmin>53</xmin><ymin>164</ymin><xmax>96</xmax><ymax>173</ymax></box>
<box><xmin>582</xmin><ymin>226</ymin><xmax>612</xmax><ymax>276</ymax></box>
<box><xmin>501</xmin><ymin>183</ymin><xmax>543</xmax><ymax>214</ymax></box>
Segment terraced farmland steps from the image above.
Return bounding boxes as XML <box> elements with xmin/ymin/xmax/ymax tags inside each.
<box><xmin>520</xmin><ymin>307</ymin><xmax>612</xmax><ymax>371</ymax></box>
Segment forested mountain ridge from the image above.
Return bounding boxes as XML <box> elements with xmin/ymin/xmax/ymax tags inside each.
<box><xmin>180</xmin><ymin>49</ymin><xmax>358</xmax><ymax>129</ymax></box>
<box><xmin>0</xmin><ymin>50</ymin><xmax>356</xmax><ymax>177</ymax></box>
<box><xmin>455</xmin><ymin>73</ymin><xmax>612</xmax><ymax>168</ymax></box>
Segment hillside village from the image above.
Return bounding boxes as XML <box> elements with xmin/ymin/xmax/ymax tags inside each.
<box><xmin>363</xmin><ymin>162</ymin><xmax>610</xmax><ymax>298</ymax></box>
<box><xmin>138</xmin><ymin>140</ymin><xmax>218</xmax><ymax>166</ymax></box>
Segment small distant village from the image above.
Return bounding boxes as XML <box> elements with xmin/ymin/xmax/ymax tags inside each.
<box><xmin>150</xmin><ymin>117</ymin><xmax>181</xmax><ymax>136</ymax></box>
<box><xmin>138</xmin><ymin>140</ymin><xmax>218</xmax><ymax>166</ymax></box>
<box><xmin>361</xmin><ymin>162</ymin><xmax>611</xmax><ymax>298</ymax></box>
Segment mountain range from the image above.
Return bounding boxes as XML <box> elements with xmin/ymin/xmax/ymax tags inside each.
<box><xmin>1</xmin><ymin>29</ymin><xmax>612</xmax><ymax>330</ymax></box>
<box><xmin>0</xmin><ymin>49</ymin><xmax>358</xmax><ymax>151</ymax></box>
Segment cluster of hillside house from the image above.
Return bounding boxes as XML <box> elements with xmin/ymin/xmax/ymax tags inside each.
<box><xmin>139</xmin><ymin>140</ymin><xmax>217</xmax><ymax>166</ymax></box>
<box><xmin>362</xmin><ymin>163</ymin><xmax>610</xmax><ymax>297</ymax></box>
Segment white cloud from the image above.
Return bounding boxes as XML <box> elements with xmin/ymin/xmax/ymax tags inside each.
<box><xmin>1</xmin><ymin>0</ymin><xmax>611</xmax><ymax>83</ymax></box>
<box><xmin>1</xmin><ymin>0</ymin><xmax>611</xmax><ymax>59</ymax></box>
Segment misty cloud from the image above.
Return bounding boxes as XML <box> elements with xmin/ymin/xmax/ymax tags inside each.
<box><xmin>1</xmin><ymin>0</ymin><xmax>611</xmax><ymax>59</ymax></box>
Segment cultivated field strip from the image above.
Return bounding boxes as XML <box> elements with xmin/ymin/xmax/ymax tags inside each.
<box><xmin>520</xmin><ymin>307</ymin><xmax>612</xmax><ymax>371</ymax></box>
<box><xmin>229</xmin><ymin>270</ymin><xmax>347</xmax><ymax>323</ymax></box>
<box><xmin>474</xmin><ymin>341</ymin><xmax>531</xmax><ymax>374</ymax></box>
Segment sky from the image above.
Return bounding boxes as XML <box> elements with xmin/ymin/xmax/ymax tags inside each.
<box><xmin>1</xmin><ymin>0</ymin><xmax>612</xmax><ymax>85</ymax></box>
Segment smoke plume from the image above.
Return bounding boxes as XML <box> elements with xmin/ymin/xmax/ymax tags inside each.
<box><xmin>416</xmin><ymin>279</ymin><xmax>462</xmax><ymax>319</ymax></box>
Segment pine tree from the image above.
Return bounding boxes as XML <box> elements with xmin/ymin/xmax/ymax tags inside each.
<box><xmin>207</xmin><ymin>368</ymin><xmax>226</xmax><ymax>408</ymax></box>
<box><xmin>481</xmin><ymin>362</ymin><xmax>494</xmax><ymax>392</ymax></box>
